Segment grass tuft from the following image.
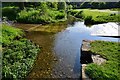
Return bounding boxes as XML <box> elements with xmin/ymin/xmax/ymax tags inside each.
<box><xmin>85</xmin><ymin>41</ymin><xmax>120</xmax><ymax>80</ymax></box>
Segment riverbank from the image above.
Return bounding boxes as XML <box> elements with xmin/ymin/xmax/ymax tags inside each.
<box><xmin>69</xmin><ymin>9</ymin><xmax>120</xmax><ymax>25</ymax></box>
<box><xmin>2</xmin><ymin>6</ymin><xmax>120</xmax><ymax>25</ymax></box>
<box><xmin>81</xmin><ymin>40</ymin><xmax>119</xmax><ymax>80</ymax></box>
<box><xmin>1</xmin><ymin>23</ymin><xmax>40</xmax><ymax>79</ymax></box>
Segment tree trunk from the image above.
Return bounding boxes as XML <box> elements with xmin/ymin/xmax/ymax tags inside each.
<box><xmin>18</xmin><ymin>2</ymin><xmax>25</xmax><ymax>10</ymax></box>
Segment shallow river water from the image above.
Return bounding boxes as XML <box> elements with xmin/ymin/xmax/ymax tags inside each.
<box><xmin>14</xmin><ymin>22</ymin><xmax>119</xmax><ymax>79</ymax></box>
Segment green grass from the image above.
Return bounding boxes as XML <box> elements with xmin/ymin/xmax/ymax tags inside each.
<box><xmin>79</xmin><ymin>9</ymin><xmax>109</xmax><ymax>19</ymax></box>
<box><xmin>1</xmin><ymin>24</ymin><xmax>23</xmax><ymax>46</ymax></box>
<box><xmin>2</xmin><ymin>24</ymin><xmax>40</xmax><ymax>79</ymax></box>
<box><xmin>69</xmin><ymin>9</ymin><xmax>120</xmax><ymax>24</ymax></box>
<box><xmin>110</xmin><ymin>8</ymin><xmax>120</xmax><ymax>11</ymax></box>
<box><xmin>85</xmin><ymin>41</ymin><xmax>120</xmax><ymax>80</ymax></box>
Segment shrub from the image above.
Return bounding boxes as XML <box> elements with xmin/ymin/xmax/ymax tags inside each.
<box><xmin>2</xmin><ymin>39</ymin><xmax>40</xmax><ymax>79</ymax></box>
<box><xmin>16</xmin><ymin>10</ymin><xmax>40</xmax><ymax>23</ymax></box>
<box><xmin>2</xmin><ymin>7</ymin><xmax>20</xmax><ymax>20</ymax></box>
<box><xmin>69</xmin><ymin>10</ymin><xmax>79</xmax><ymax>16</ymax></box>
<box><xmin>84</xmin><ymin>16</ymin><xmax>93</xmax><ymax>25</ymax></box>
<box><xmin>74</xmin><ymin>10</ymin><xmax>84</xmax><ymax>18</ymax></box>
<box><xmin>2</xmin><ymin>24</ymin><xmax>23</xmax><ymax>46</ymax></box>
<box><xmin>16</xmin><ymin>9</ymin><xmax>65</xmax><ymax>24</ymax></box>
<box><xmin>55</xmin><ymin>12</ymin><xmax>65</xmax><ymax>20</ymax></box>
<box><xmin>2</xmin><ymin>24</ymin><xmax>40</xmax><ymax>79</ymax></box>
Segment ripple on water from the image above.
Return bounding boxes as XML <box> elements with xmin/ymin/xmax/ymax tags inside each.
<box><xmin>14</xmin><ymin>22</ymin><xmax>119</xmax><ymax>78</ymax></box>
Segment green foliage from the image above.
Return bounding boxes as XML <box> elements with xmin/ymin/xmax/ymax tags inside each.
<box><xmin>2</xmin><ymin>24</ymin><xmax>40</xmax><ymax>79</ymax></box>
<box><xmin>68</xmin><ymin>10</ymin><xmax>79</xmax><ymax>16</ymax></box>
<box><xmin>2</xmin><ymin>2</ymin><xmax>67</xmax><ymax>24</ymax></box>
<box><xmin>54</xmin><ymin>11</ymin><xmax>65</xmax><ymax>20</ymax></box>
<box><xmin>86</xmin><ymin>62</ymin><xmax>119</xmax><ymax>80</ymax></box>
<box><xmin>70</xmin><ymin>9</ymin><xmax>120</xmax><ymax>24</ymax></box>
<box><xmin>16</xmin><ymin>8</ymin><xmax>66</xmax><ymax>24</ymax></box>
<box><xmin>84</xmin><ymin>16</ymin><xmax>93</xmax><ymax>25</ymax></box>
<box><xmin>57</xmin><ymin>2</ymin><xmax>66</xmax><ymax>10</ymax></box>
<box><xmin>2</xmin><ymin>7</ymin><xmax>20</xmax><ymax>20</ymax></box>
<box><xmin>16</xmin><ymin>9</ymin><xmax>42</xmax><ymax>23</ymax></box>
<box><xmin>2</xmin><ymin>24</ymin><xmax>23</xmax><ymax>46</ymax></box>
<box><xmin>47</xmin><ymin>2</ymin><xmax>58</xmax><ymax>10</ymax></box>
<box><xmin>68</xmin><ymin>2</ymin><xmax>120</xmax><ymax>9</ymax></box>
<box><xmin>67</xmin><ymin>5</ymin><xmax>73</xmax><ymax>10</ymax></box>
<box><xmin>95</xmin><ymin>14</ymin><xmax>120</xmax><ymax>22</ymax></box>
<box><xmin>90</xmin><ymin>41</ymin><xmax>119</xmax><ymax>61</ymax></box>
<box><xmin>38</xmin><ymin>2</ymin><xmax>48</xmax><ymax>13</ymax></box>
<box><xmin>74</xmin><ymin>10</ymin><xmax>84</xmax><ymax>18</ymax></box>
<box><xmin>85</xmin><ymin>41</ymin><xmax>120</xmax><ymax>80</ymax></box>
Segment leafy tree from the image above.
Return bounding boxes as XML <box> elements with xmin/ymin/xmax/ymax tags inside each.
<box><xmin>18</xmin><ymin>2</ymin><xmax>25</xmax><ymax>10</ymax></box>
<box><xmin>57</xmin><ymin>2</ymin><xmax>66</xmax><ymax>10</ymax></box>
<box><xmin>47</xmin><ymin>2</ymin><xmax>58</xmax><ymax>10</ymax></box>
<box><xmin>39</xmin><ymin>2</ymin><xmax>48</xmax><ymax>13</ymax></box>
<box><xmin>67</xmin><ymin>5</ymin><xmax>73</xmax><ymax>10</ymax></box>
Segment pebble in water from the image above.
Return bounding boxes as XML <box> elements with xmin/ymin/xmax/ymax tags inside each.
<box><xmin>47</xmin><ymin>68</ymin><xmax>51</xmax><ymax>70</ymax></box>
<box><xmin>46</xmin><ymin>71</ymin><xmax>49</xmax><ymax>75</ymax></box>
<box><xmin>53</xmin><ymin>58</ymin><xmax>57</xmax><ymax>61</ymax></box>
<box><xmin>66</xmin><ymin>76</ymin><xmax>71</xmax><ymax>78</ymax></box>
<box><xmin>50</xmin><ymin>74</ymin><xmax>53</xmax><ymax>76</ymax></box>
<box><xmin>70</xmin><ymin>69</ymin><xmax>73</xmax><ymax>72</ymax></box>
<box><xmin>40</xmin><ymin>74</ymin><xmax>42</xmax><ymax>76</ymax></box>
<box><xmin>59</xmin><ymin>59</ymin><xmax>62</xmax><ymax>62</ymax></box>
<box><xmin>43</xmin><ymin>59</ymin><xmax>46</xmax><ymax>61</ymax></box>
<box><xmin>59</xmin><ymin>74</ymin><xmax>62</xmax><ymax>77</ymax></box>
<box><xmin>46</xmin><ymin>63</ymin><xmax>49</xmax><ymax>66</ymax></box>
<box><xmin>62</xmin><ymin>72</ymin><xmax>65</xmax><ymax>75</ymax></box>
<box><xmin>54</xmin><ymin>71</ymin><xmax>57</xmax><ymax>75</ymax></box>
<box><xmin>32</xmin><ymin>72</ymin><xmax>35</xmax><ymax>76</ymax></box>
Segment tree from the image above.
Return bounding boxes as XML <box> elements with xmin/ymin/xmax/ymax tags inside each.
<box><xmin>18</xmin><ymin>2</ymin><xmax>25</xmax><ymax>10</ymax></box>
<box><xmin>57</xmin><ymin>2</ymin><xmax>66</xmax><ymax>10</ymax></box>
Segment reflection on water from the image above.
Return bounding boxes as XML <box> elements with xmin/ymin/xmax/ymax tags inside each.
<box><xmin>14</xmin><ymin>21</ymin><xmax>119</xmax><ymax>79</ymax></box>
<box><xmin>53</xmin><ymin>21</ymin><xmax>119</xmax><ymax>78</ymax></box>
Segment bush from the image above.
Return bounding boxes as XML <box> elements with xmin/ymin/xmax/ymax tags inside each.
<box><xmin>2</xmin><ymin>24</ymin><xmax>23</xmax><ymax>46</ymax></box>
<box><xmin>2</xmin><ymin>7</ymin><xmax>20</xmax><ymax>20</ymax></box>
<box><xmin>16</xmin><ymin>9</ymin><xmax>66</xmax><ymax>24</ymax></box>
<box><xmin>2</xmin><ymin>24</ymin><xmax>40</xmax><ymax>79</ymax></box>
<box><xmin>69</xmin><ymin>10</ymin><xmax>79</xmax><ymax>16</ymax></box>
<box><xmin>84</xmin><ymin>16</ymin><xmax>93</xmax><ymax>25</ymax></box>
<box><xmin>16</xmin><ymin>10</ymin><xmax>41</xmax><ymax>23</ymax></box>
<box><xmin>96</xmin><ymin>15</ymin><xmax>120</xmax><ymax>22</ymax></box>
<box><xmin>55</xmin><ymin>12</ymin><xmax>65</xmax><ymax>19</ymax></box>
<box><xmin>74</xmin><ymin>10</ymin><xmax>84</xmax><ymax>18</ymax></box>
<box><xmin>2</xmin><ymin>39</ymin><xmax>40</xmax><ymax>79</ymax></box>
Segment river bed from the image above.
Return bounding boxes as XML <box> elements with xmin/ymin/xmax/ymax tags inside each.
<box><xmin>14</xmin><ymin>21</ymin><xmax>119</xmax><ymax>79</ymax></box>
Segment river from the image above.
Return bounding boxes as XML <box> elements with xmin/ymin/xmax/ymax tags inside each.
<box><xmin>14</xmin><ymin>21</ymin><xmax>119</xmax><ymax>79</ymax></box>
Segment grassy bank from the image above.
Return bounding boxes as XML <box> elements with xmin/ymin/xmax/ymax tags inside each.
<box><xmin>85</xmin><ymin>41</ymin><xmax>119</xmax><ymax>80</ymax></box>
<box><xmin>1</xmin><ymin>24</ymin><xmax>40</xmax><ymax>79</ymax></box>
<box><xmin>69</xmin><ymin>9</ymin><xmax>120</xmax><ymax>24</ymax></box>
